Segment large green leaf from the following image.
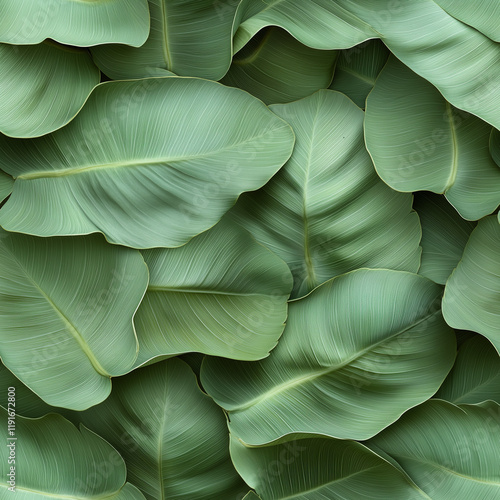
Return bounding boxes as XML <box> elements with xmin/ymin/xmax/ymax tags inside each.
<box><xmin>365</xmin><ymin>55</ymin><xmax>500</xmax><ymax>221</ymax></box>
<box><xmin>0</xmin><ymin>409</ymin><xmax>145</xmax><ymax>498</ymax></box>
<box><xmin>231</xmin><ymin>434</ymin><xmax>427</xmax><ymax>499</ymax></box>
<box><xmin>0</xmin><ymin>42</ymin><xmax>100</xmax><ymax>138</ymax></box>
<box><xmin>0</xmin><ymin>171</ymin><xmax>13</xmax><ymax>203</ymax></box>
<box><xmin>233</xmin><ymin>0</ymin><xmax>378</xmax><ymax>53</ymax></box>
<box><xmin>369</xmin><ymin>399</ymin><xmax>500</xmax><ymax>500</ymax></box>
<box><xmin>413</xmin><ymin>192</ymin><xmax>476</xmax><ymax>285</ymax></box>
<box><xmin>329</xmin><ymin>39</ymin><xmax>389</xmax><ymax>109</ymax></box>
<box><xmin>345</xmin><ymin>0</ymin><xmax>500</xmax><ymax>130</ymax></box>
<box><xmin>229</xmin><ymin>90</ymin><xmax>421</xmax><ymax>298</ymax></box>
<box><xmin>442</xmin><ymin>216</ymin><xmax>500</xmax><ymax>351</ymax></box>
<box><xmin>78</xmin><ymin>359</ymin><xmax>247</xmax><ymax>500</ymax></box>
<box><xmin>201</xmin><ymin>269</ymin><xmax>456</xmax><ymax>445</ymax></box>
<box><xmin>435</xmin><ymin>336</ymin><xmax>500</xmax><ymax>405</ymax></box>
<box><xmin>134</xmin><ymin>218</ymin><xmax>292</xmax><ymax>364</ymax></box>
<box><xmin>0</xmin><ymin>77</ymin><xmax>294</xmax><ymax>249</ymax></box>
<box><xmin>433</xmin><ymin>0</ymin><xmax>500</xmax><ymax>42</ymax></box>
<box><xmin>91</xmin><ymin>0</ymin><xmax>239</xmax><ymax>80</ymax></box>
<box><xmin>243</xmin><ymin>492</ymin><xmax>261</xmax><ymax>499</ymax></box>
<box><xmin>0</xmin><ymin>230</ymin><xmax>148</xmax><ymax>410</ymax></box>
<box><xmin>0</xmin><ymin>0</ymin><xmax>150</xmax><ymax>47</ymax></box>
<box><xmin>221</xmin><ymin>27</ymin><xmax>337</xmax><ymax>104</ymax></box>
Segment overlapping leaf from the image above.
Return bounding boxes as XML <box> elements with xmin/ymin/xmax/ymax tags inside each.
<box><xmin>329</xmin><ymin>39</ymin><xmax>389</xmax><ymax>109</ymax></box>
<box><xmin>231</xmin><ymin>434</ymin><xmax>427</xmax><ymax>499</ymax></box>
<box><xmin>0</xmin><ymin>0</ymin><xmax>150</xmax><ymax>47</ymax></box>
<box><xmin>442</xmin><ymin>216</ymin><xmax>500</xmax><ymax>350</ymax></box>
<box><xmin>491</xmin><ymin>128</ymin><xmax>500</xmax><ymax>168</ymax></box>
<box><xmin>230</xmin><ymin>90</ymin><xmax>421</xmax><ymax>298</ymax></box>
<box><xmin>78</xmin><ymin>359</ymin><xmax>247</xmax><ymax>500</ymax></box>
<box><xmin>413</xmin><ymin>192</ymin><xmax>476</xmax><ymax>285</ymax></box>
<box><xmin>0</xmin><ymin>230</ymin><xmax>148</xmax><ymax>410</ymax></box>
<box><xmin>0</xmin><ymin>410</ymin><xmax>145</xmax><ymax>498</ymax></box>
<box><xmin>222</xmin><ymin>27</ymin><xmax>337</xmax><ymax>104</ymax></box>
<box><xmin>233</xmin><ymin>0</ymin><xmax>378</xmax><ymax>53</ymax></box>
<box><xmin>91</xmin><ymin>0</ymin><xmax>239</xmax><ymax>80</ymax></box>
<box><xmin>134</xmin><ymin>218</ymin><xmax>293</xmax><ymax>364</ymax></box>
<box><xmin>344</xmin><ymin>0</ymin><xmax>500</xmax><ymax>129</ymax></box>
<box><xmin>0</xmin><ymin>77</ymin><xmax>294</xmax><ymax>248</ymax></box>
<box><xmin>433</xmin><ymin>0</ymin><xmax>500</xmax><ymax>41</ymax></box>
<box><xmin>369</xmin><ymin>400</ymin><xmax>500</xmax><ymax>500</ymax></box>
<box><xmin>0</xmin><ymin>171</ymin><xmax>12</xmax><ymax>203</ymax></box>
<box><xmin>0</xmin><ymin>42</ymin><xmax>100</xmax><ymax>138</ymax></box>
<box><xmin>202</xmin><ymin>269</ymin><xmax>456</xmax><ymax>445</ymax></box>
<box><xmin>435</xmin><ymin>336</ymin><xmax>500</xmax><ymax>405</ymax></box>
<box><xmin>365</xmin><ymin>56</ymin><xmax>500</xmax><ymax>221</ymax></box>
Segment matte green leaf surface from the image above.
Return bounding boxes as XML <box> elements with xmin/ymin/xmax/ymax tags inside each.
<box><xmin>134</xmin><ymin>218</ymin><xmax>293</xmax><ymax>364</ymax></box>
<box><xmin>0</xmin><ymin>171</ymin><xmax>13</xmax><ymax>203</ymax></box>
<box><xmin>365</xmin><ymin>56</ymin><xmax>500</xmax><ymax>221</ymax></box>
<box><xmin>0</xmin><ymin>230</ymin><xmax>148</xmax><ymax>410</ymax></box>
<box><xmin>230</xmin><ymin>90</ymin><xmax>421</xmax><ymax>298</ymax></box>
<box><xmin>233</xmin><ymin>0</ymin><xmax>378</xmax><ymax>53</ymax></box>
<box><xmin>369</xmin><ymin>399</ymin><xmax>500</xmax><ymax>500</ymax></box>
<box><xmin>0</xmin><ymin>362</ymin><xmax>54</xmax><ymax>417</ymax></box>
<box><xmin>0</xmin><ymin>78</ymin><xmax>294</xmax><ymax>248</ymax></box>
<box><xmin>329</xmin><ymin>39</ymin><xmax>389</xmax><ymax>109</ymax></box>
<box><xmin>0</xmin><ymin>0</ymin><xmax>150</xmax><ymax>47</ymax></box>
<box><xmin>442</xmin><ymin>216</ymin><xmax>500</xmax><ymax>350</ymax></box>
<box><xmin>231</xmin><ymin>435</ymin><xmax>427</xmax><ymax>499</ymax></box>
<box><xmin>414</xmin><ymin>192</ymin><xmax>476</xmax><ymax>285</ymax></box>
<box><xmin>435</xmin><ymin>336</ymin><xmax>500</xmax><ymax>405</ymax></box>
<box><xmin>78</xmin><ymin>359</ymin><xmax>247</xmax><ymax>500</ymax></box>
<box><xmin>433</xmin><ymin>0</ymin><xmax>500</xmax><ymax>41</ymax></box>
<box><xmin>0</xmin><ymin>42</ymin><xmax>100</xmax><ymax>138</ymax></box>
<box><xmin>202</xmin><ymin>269</ymin><xmax>456</xmax><ymax>444</ymax></box>
<box><xmin>91</xmin><ymin>0</ymin><xmax>239</xmax><ymax>80</ymax></box>
<box><xmin>0</xmin><ymin>410</ymin><xmax>145</xmax><ymax>498</ymax></box>
<box><xmin>222</xmin><ymin>27</ymin><xmax>337</xmax><ymax>104</ymax></box>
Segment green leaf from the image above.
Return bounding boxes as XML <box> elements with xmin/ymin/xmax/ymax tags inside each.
<box><xmin>230</xmin><ymin>434</ymin><xmax>427</xmax><ymax>499</ymax></box>
<box><xmin>442</xmin><ymin>216</ymin><xmax>500</xmax><ymax>351</ymax></box>
<box><xmin>433</xmin><ymin>0</ymin><xmax>500</xmax><ymax>42</ymax></box>
<box><xmin>0</xmin><ymin>170</ymin><xmax>13</xmax><ymax>203</ymax></box>
<box><xmin>91</xmin><ymin>0</ymin><xmax>239</xmax><ymax>80</ymax></box>
<box><xmin>233</xmin><ymin>0</ymin><xmax>378</xmax><ymax>53</ymax></box>
<box><xmin>77</xmin><ymin>358</ymin><xmax>247</xmax><ymax>500</ymax></box>
<box><xmin>344</xmin><ymin>0</ymin><xmax>500</xmax><ymax>130</ymax></box>
<box><xmin>0</xmin><ymin>230</ymin><xmax>148</xmax><ymax>410</ymax></box>
<box><xmin>0</xmin><ymin>42</ymin><xmax>100</xmax><ymax>138</ymax></box>
<box><xmin>490</xmin><ymin>128</ymin><xmax>500</xmax><ymax>168</ymax></box>
<box><xmin>0</xmin><ymin>362</ymin><xmax>55</xmax><ymax>417</ymax></box>
<box><xmin>0</xmin><ymin>0</ymin><xmax>150</xmax><ymax>47</ymax></box>
<box><xmin>0</xmin><ymin>77</ymin><xmax>294</xmax><ymax>249</ymax></box>
<box><xmin>229</xmin><ymin>90</ymin><xmax>421</xmax><ymax>298</ymax></box>
<box><xmin>329</xmin><ymin>39</ymin><xmax>389</xmax><ymax>109</ymax></box>
<box><xmin>413</xmin><ymin>192</ymin><xmax>476</xmax><ymax>285</ymax></box>
<box><xmin>365</xmin><ymin>55</ymin><xmax>500</xmax><ymax>221</ymax></box>
<box><xmin>201</xmin><ymin>269</ymin><xmax>456</xmax><ymax>444</ymax></box>
<box><xmin>222</xmin><ymin>27</ymin><xmax>337</xmax><ymax>104</ymax></box>
<box><xmin>134</xmin><ymin>218</ymin><xmax>292</xmax><ymax>364</ymax></box>
<box><xmin>369</xmin><ymin>399</ymin><xmax>500</xmax><ymax>500</ymax></box>
<box><xmin>435</xmin><ymin>336</ymin><xmax>500</xmax><ymax>405</ymax></box>
<box><xmin>0</xmin><ymin>410</ymin><xmax>145</xmax><ymax>498</ymax></box>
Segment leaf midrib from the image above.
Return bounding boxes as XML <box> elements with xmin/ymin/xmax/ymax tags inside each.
<box><xmin>0</xmin><ymin>483</ymin><xmax>127</xmax><ymax>499</ymax></box>
<box><xmin>231</xmin><ymin>308</ymin><xmax>441</xmax><ymax>412</ymax></box>
<box><xmin>2</xmin><ymin>246</ymin><xmax>109</xmax><ymax>377</ymax></box>
<box><xmin>15</xmin><ymin>129</ymin><xmax>283</xmax><ymax>180</ymax></box>
<box><xmin>147</xmin><ymin>286</ymin><xmax>275</xmax><ymax>298</ymax></box>
<box><xmin>444</xmin><ymin>101</ymin><xmax>459</xmax><ymax>191</ymax></box>
<box><xmin>160</xmin><ymin>0</ymin><xmax>172</xmax><ymax>70</ymax></box>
